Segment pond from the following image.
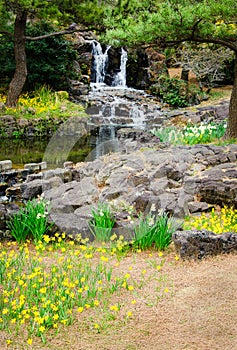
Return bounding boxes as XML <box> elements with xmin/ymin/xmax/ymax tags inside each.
<box><xmin>0</xmin><ymin>126</ymin><xmax>119</xmax><ymax>169</ymax></box>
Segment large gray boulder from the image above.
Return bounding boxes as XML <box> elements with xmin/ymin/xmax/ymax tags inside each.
<box><xmin>173</xmin><ymin>230</ymin><xmax>237</xmax><ymax>259</ymax></box>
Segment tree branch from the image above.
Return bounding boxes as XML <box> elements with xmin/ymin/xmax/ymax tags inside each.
<box><xmin>191</xmin><ymin>19</ymin><xmax>203</xmax><ymax>38</ymax></box>
<box><xmin>25</xmin><ymin>27</ymin><xmax>100</xmax><ymax>41</ymax></box>
<box><xmin>164</xmin><ymin>36</ymin><xmax>237</xmax><ymax>52</ymax></box>
<box><xmin>0</xmin><ymin>31</ymin><xmax>14</xmax><ymax>39</ymax></box>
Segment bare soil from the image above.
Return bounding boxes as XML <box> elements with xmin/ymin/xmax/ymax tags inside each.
<box><xmin>168</xmin><ymin>68</ymin><xmax>232</xmax><ymax>105</ymax></box>
<box><xmin>55</xmin><ymin>252</ymin><xmax>237</xmax><ymax>350</ymax></box>
<box><xmin>1</xmin><ymin>249</ymin><xmax>237</xmax><ymax>350</ymax></box>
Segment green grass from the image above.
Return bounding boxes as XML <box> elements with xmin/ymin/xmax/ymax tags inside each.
<box><xmin>0</xmin><ymin>85</ymin><xmax>85</xmax><ymax>120</ymax></box>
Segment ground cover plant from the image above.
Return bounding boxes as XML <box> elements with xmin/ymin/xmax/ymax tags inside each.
<box><xmin>153</xmin><ymin>120</ymin><xmax>228</xmax><ymax>145</ymax></box>
<box><xmin>0</xmin><ymin>86</ymin><xmax>84</xmax><ymax>120</ymax></box>
<box><xmin>0</xmin><ymin>234</ymin><xmax>175</xmax><ymax>348</ymax></box>
<box><xmin>183</xmin><ymin>206</ymin><xmax>237</xmax><ymax>233</ymax></box>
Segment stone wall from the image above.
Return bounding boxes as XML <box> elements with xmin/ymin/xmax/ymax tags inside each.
<box><xmin>0</xmin><ymin>115</ymin><xmax>89</xmax><ymax>139</ymax></box>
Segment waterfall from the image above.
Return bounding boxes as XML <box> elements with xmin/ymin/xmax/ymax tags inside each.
<box><xmin>92</xmin><ymin>41</ymin><xmax>111</xmax><ymax>84</ymax></box>
<box><xmin>112</xmin><ymin>48</ymin><xmax>128</xmax><ymax>87</ymax></box>
<box><xmin>86</xmin><ymin>125</ymin><xmax>119</xmax><ymax>161</ymax></box>
<box><xmin>91</xmin><ymin>41</ymin><xmax>127</xmax><ymax>87</ymax></box>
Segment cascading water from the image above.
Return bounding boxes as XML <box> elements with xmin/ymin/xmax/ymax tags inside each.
<box><xmin>88</xmin><ymin>41</ymin><xmax>163</xmax><ymax>159</ymax></box>
<box><xmin>91</xmin><ymin>41</ymin><xmax>127</xmax><ymax>87</ymax></box>
<box><xmin>112</xmin><ymin>48</ymin><xmax>128</xmax><ymax>87</ymax></box>
<box><xmin>91</xmin><ymin>41</ymin><xmax>111</xmax><ymax>84</ymax></box>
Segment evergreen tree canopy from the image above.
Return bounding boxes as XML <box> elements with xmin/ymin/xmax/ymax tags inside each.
<box><xmin>103</xmin><ymin>0</ymin><xmax>237</xmax><ymax>139</ymax></box>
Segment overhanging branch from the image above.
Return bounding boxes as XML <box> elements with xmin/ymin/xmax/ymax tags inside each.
<box><xmin>25</xmin><ymin>27</ymin><xmax>100</xmax><ymax>41</ymax></box>
<box><xmin>164</xmin><ymin>36</ymin><xmax>237</xmax><ymax>52</ymax></box>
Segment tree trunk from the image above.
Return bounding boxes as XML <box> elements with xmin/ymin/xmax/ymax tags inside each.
<box><xmin>181</xmin><ymin>68</ymin><xmax>189</xmax><ymax>82</ymax></box>
<box><xmin>6</xmin><ymin>9</ymin><xmax>27</xmax><ymax>108</ymax></box>
<box><xmin>226</xmin><ymin>53</ymin><xmax>237</xmax><ymax>139</ymax></box>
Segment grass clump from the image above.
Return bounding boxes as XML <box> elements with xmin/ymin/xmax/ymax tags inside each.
<box><xmin>133</xmin><ymin>211</ymin><xmax>181</xmax><ymax>251</ymax></box>
<box><xmin>89</xmin><ymin>203</ymin><xmax>115</xmax><ymax>242</ymax></box>
<box><xmin>7</xmin><ymin>197</ymin><xmax>51</xmax><ymax>243</ymax></box>
<box><xmin>183</xmin><ymin>206</ymin><xmax>237</xmax><ymax>234</ymax></box>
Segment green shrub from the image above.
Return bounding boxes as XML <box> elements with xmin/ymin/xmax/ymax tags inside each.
<box><xmin>150</xmin><ymin>75</ymin><xmax>205</xmax><ymax>107</ymax></box>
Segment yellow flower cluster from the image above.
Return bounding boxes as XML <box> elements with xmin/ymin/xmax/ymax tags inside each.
<box><xmin>0</xmin><ymin>232</ymin><xmax>175</xmax><ymax>347</ymax></box>
<box><xmin>184</xmin><ymin>206</ymin><xmax>237</xmax><ymax>234</ymax></box>
<box><xmin>0</xmin><ymin>86</ymin><xmax>84</xmax><ymax>120</ymax></box>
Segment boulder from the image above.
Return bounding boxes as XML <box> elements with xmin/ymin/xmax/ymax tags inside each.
<box><xmin>49</xmin><ymin>212</ymin><xmax>94</xmax><ymax>240</ymax></box>
<box><xmin>173</xmin><ymin>229</ymin><xmax>237</xmax><ymax>259</ymax></box>
<box><xmin>191</xmin><ymin>163</ymin><xmax>237</xmax><ymax>207</ymax></box>
<box><xmin>21</xmin><ymin>176</ymin><xmax>63</xmax><ymax>200</ymax></box>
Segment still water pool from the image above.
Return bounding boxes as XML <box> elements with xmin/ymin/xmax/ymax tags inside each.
<box><xmin>0</xmin><ymin>126</ymin><xmax>119</xmax><ymax>168</ymax></box>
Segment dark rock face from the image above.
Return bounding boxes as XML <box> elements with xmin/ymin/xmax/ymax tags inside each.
<box><xmin>173</xmin><ymin>230</ymin><xmax>237</xmax><ymax>259</ymax></box>
<box><xmin>0</xmin><ymin>204</ymin><xmax>7</xmax><ymax>230</ymax></box>
<box><xmin>104</xmin><ymin>47</ymin><xmax>122</xmax><ymax>86</ymax></box>
<box><xmin>126</xmin><ymin>47</ymin><xmax>167</xmax><ymax>90</ymax></box>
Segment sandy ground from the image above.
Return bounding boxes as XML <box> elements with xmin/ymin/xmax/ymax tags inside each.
<box><xmin>64</xmin><ymin>252</ymin><xmax>237</xmax><ymax>350</ymax></box>
<box><xmin>1</xmin><ymin>249</ymin><xmax>236</xmax><ymax>350</ymax></box>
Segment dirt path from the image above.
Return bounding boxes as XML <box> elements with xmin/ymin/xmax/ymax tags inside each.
<box><xmin>41</xmin><ymin>253</ymin><xmax>237</xmax><ymax>349</ymax></box>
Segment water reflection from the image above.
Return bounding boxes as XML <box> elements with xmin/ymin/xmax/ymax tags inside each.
<box><xmin>0</xmin><ymin>126</ymin><xmax>120</xmax><ymax>168</ymax></box>
<box><xmin>0</xmin><ymin>135</ymin><xmax>92</xmax><ymax>169</ymax></box>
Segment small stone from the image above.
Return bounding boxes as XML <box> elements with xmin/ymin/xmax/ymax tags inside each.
<box><xmin>24</xmin><ymin>163</ymin><xmax>40</xmax><ymax>171</ymax></box>
<box><xmin>6</xmin><ymin>185</ymin><xmax>22</xmax><ymax>201</ymax></box>
<box><xmin>39</xmin><ymin>162</ymin><xmax>47</xmax><ymax>170</ymax></box>
<box><xmin>64</xmin><ymin>161</ymin><xmax>74</xmax><ymax>168</ymax></box>
<box><xmin>0</xmin><ymin>160</ymin><xmax>12</xmax><ymax>171</ymax></box>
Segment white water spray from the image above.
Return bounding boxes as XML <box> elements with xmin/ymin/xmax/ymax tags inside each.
<box><xmin>112</xmin><ymin>48</ymin><xmax>128</xmax><ymax>87</ymax></box>
<box><xmin>92</xmin><ymin>41</ymin><xmax>111</xmax><ymax>84</ymax></box>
